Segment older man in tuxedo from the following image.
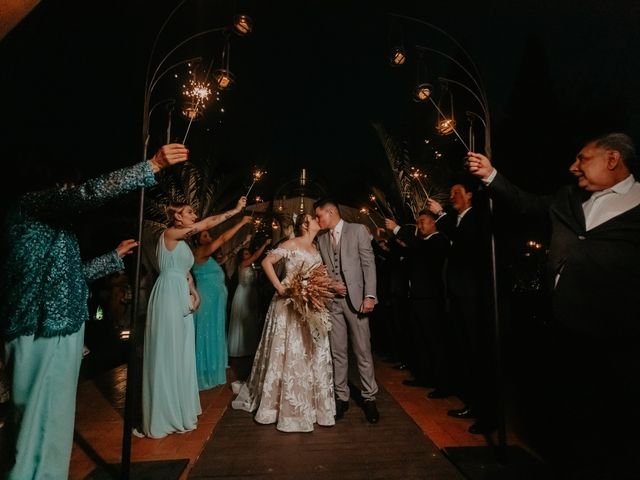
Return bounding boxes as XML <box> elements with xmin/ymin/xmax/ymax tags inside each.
<box><xmin>468</xmin><ymin>132</ymin><xmax>640</xmax><ymax>478</ymax></box>
<box><xmin>314</xmin><ymin>198</ymin><xmax>379</xmax><ymax>423</ymax></box>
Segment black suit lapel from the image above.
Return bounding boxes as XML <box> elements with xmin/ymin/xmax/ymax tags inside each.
<box><xmin>552</xmin><ymin>186</ymin><xmax>587</xmax><ymax>233</ymax></box>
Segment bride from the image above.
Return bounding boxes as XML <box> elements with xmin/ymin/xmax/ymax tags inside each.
<box><xmin>231</xmin><ymin>213</ymin><xmax>339</xmax><ymax>432</ymax></box>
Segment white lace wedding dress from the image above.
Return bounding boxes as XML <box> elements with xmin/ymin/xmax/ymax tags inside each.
<box><xmin>231</xmin><ymin>247</ymin><xmax>336</xmax><ymax>432</ymax></box>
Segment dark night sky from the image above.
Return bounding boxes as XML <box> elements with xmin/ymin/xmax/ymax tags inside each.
<box><xmin>1</xmin><ymin>0</ymin><xmax>639</xmax><ymax>209</ymax></box>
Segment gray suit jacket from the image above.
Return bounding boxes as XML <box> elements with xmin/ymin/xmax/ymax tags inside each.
<box><xmin>317</xmin><ymin>221</ymin><xmax>377</xmax><ymax>308</ymax></box>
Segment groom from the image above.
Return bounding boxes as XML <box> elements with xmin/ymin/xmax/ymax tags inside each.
<box><xmin>314</xmin><ymin>198</ymin><xmax>380</xmax><ymax>423</ymax></box>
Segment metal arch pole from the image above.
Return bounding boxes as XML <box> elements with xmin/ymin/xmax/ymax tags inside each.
<box><xmin>120</xmin><ymin>135</ymin><xmax>149</xmax><ymax>479</ymax></box>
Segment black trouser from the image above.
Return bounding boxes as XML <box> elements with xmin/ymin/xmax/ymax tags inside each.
<box><xmin>448</xmin><ymin>295</ymin><xmax>497</xmax><ymax>424</ymax></box>
<box><xmin>408</xmin><ymin>296</ymin><xmax>451</xmax><ymax>389</ymax></box>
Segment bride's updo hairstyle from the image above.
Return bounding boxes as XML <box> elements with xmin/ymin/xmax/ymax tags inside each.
<box><xmin>165</xmin><ymin>202</ymin><xmax>191</xmax><ymax>226</ymax></box>
<box><xmin>294</xmin><ymin>214</ymin><xmax>311</xmax><ymax>237</ymax></box>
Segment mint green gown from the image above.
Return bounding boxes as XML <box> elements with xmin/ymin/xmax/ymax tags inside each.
<box><xmin>192</xmin><ymin>258</ymin><xmax>229</xmax><ymax>390</ymax></box>
<box><xmin>141</xmin><ymin>232</ymin><xmax>201</xmax><ymax>438</ymax></box>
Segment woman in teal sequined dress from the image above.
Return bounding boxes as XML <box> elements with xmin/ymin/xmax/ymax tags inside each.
<box><xmin>139</xmin><ymin>196</ymin><xmax>246</xmax><ymax>438</ymax></box>
<box><xmin>192</xmin><ymin>216</ymin><xmax>252</xmax><ymax>390</ymax></box>
<box><xmin>0</xmin><ymin>144</ymin><xmax>189</xmax><ymax>480</ymax></box>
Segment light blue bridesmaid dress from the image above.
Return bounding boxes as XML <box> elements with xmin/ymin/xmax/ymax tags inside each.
<box><xmin>192</xmin><ymin>257</ymin><xmax>229</xmax><ymax>390</ymax></box>
<box><xmin>141</xmin><ymin>231</ymin><xmax>201</xmax><ymax>438</ymax></box>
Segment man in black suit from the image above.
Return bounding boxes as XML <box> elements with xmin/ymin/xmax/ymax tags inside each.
<box><xmin>385</xmin><ymin>210</ymin><xmax>451</xmax><ymax>398</ymax></box>
<box><xmin>467</xmin><ymin>132</ymin><xmax>640</xmax><ymax>477</ymax></box>
<box><xmin>427</xmin><ymin>177</ymin><xmax>497</xmax><ymax>435</ymax></box>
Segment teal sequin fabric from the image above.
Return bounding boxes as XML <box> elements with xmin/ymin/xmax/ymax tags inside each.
<box><xmin>1</xmin><ymin>161</ymin><xmax>156</xmax><ymax>340</ymax></box>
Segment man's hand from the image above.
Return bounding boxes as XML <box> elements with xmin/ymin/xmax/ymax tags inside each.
<box><xmin>241</xmin><ymin>215</ymin><xmax>253</xmax><ymax>225</ymax></box>
<box><xmin>360</xmin><ymin>297</ymin><xmax>376</xmax><ymax>314</ymax></box>
<box><xmin>149</xmin><ymin>144</ymin><xmax>189</xmax><ymax>172</ymax></box>
<box><xmin>427</xmin><ymin>198</ymin><xmax>444</xmax><ymax>216</ymax></box>
<box><xmin>384</xmin><ymin>218</ymin><xmax>398</xmax><ymax>231</ymax></box>
<box><xmin>467</xmin><ymin>151</ymin><xmax>495</xmax><ymax>180</ymax></box>
<box><xmin>116</xmin><ymin>239</ymin><xmax>138</xmax><ymax>258</ymax></box>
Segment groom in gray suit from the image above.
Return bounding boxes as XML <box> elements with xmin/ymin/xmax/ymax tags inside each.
<box><xmin>314</xmin><ymin>198</ymin><xmax>380</xmax><ymax>423</ymax></box>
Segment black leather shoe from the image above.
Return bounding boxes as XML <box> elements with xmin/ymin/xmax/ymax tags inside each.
<box><xmin>427</xmin><ymin>389</ymin><xmax>450</xmax><ymax>399</ymax></box>
<box><xmin>335</xmin><ymin>399</ymin><xmax>349</xmax><ymax>420</ymax></box>
<box><xmin>447</xmin><ymin>407</ymin><xmax>475</xmax><ymax>419</ymax></box>
<box><xmin>393</xmin><ymin>363</ymin><xmax>408</xmax><ymax>370</ymax></box>
<box><xmin>363</xmin><ymin>400</ymin><xmax>379</xmax><ymax>424</ymax></box>
<box><xmin>468</xmin><ymin>421</ymin><xmax>496</xmax><ymax>435</ymax></box>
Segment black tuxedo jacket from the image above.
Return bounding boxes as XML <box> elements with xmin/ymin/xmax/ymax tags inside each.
<box><xmin>396</xmin><ymin>227</ymin><xmax>449</xmax><ymax>300</ymax></box>
<box><xmin>490</xmin><ymin>172</ymin><xmax>640</xmax><ymax>338</ymax></box>
<box><xmin>436</xmin><ymin>206</ymin><xmax>492</xmax><ymax>300</ymax></box>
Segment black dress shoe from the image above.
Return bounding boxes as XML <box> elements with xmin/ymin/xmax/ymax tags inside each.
<box><xmin>427</xmin><ymin>389</ymin><xmax>450</xmax><ymax>399</ymax></box>
<box><xmin>363</xmin><ymin>400</ymin><xmax>379</xmax><ymax>424</ymax></box>
<box><xmin>447</xmin><ymin>407</ymin><xmax>475</xmax><ymax>419</ymax></box>
<box><xmin>335</xmin><ymin>399</ymin><xmax>349</xmax><ymax>420</ymax></box>
<box><xmin>468</xmin><ymin>421</ymin><xmax>496</xmax><ymax>435</ymax></box>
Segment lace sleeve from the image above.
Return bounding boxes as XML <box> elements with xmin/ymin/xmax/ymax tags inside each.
<box><xmin>268</xmin><ymin>247</ymin><xmax>291</xmax><ymax>259</ymax></box>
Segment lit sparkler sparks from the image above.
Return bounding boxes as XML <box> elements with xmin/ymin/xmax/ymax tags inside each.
<box><xmin>410</xmin><ymin>168</ymin><xmax>431</xmax><ymax>201</ymax></box>
<box><xmin>369</xmin><ymin>194</ymin><xmax>394</xmax><ymax>219</ymax></box>
<box><xmin>246</xmin><ymin>168</ymin><xmax>265</xmax><ymax>197</ymax></box>
<box><xmin>360</xmin><ymin>207</ymin><xmax>380</xmax><ymax>228</ymax></box>
<box><xmin>182</xmin><ymin>79</ymin><xmax>212</xmax><ymax>143</ymax></box>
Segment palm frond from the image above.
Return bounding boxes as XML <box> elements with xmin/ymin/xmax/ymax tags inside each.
<box><xmin>372</xmin><ymin>122</ymin><xmax>449</xmax><ymax>221</ymax></box>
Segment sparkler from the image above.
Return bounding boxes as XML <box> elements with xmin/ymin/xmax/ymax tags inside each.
<box><xmin>428</xmin><ymin>97</ymin><xmax>470</xmax><ymax>151</ymax></box>
<box><xmin>410</xmin><ymin>168</ymin><xmax>431</xmax><ymax>201</ymax></box>
<box><xmin>359</xmin><ymin>207</ymin><xmax>380</xmax><ymax>228</ymax></box>
<box><xmin>182</xmin><ymin>79</ymin><xmax>212</xmax><ymax>143</ymax></box>
<box><xmin>245</xmin><ymin>168</ymin><xmax>265</xmax><ymax>197</ymax></box>
<box><xmin>369</xmin><ymin>193</ymin><xmax>394</xmax><ymax>219</ymax></box>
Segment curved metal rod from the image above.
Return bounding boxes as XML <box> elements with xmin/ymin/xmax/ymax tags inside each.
<box><xmin>441</xmin><ymin>77</ymin><xmax>491</xmax><ymax>156</ymax></box>
<box><xmin>438</xmin><ymin>76</ymin><xmax>488</xmax><ymax>119</ymax></box>
<box><xmin>144</xmin><ymin>0</ymin><xmax>190</xmax><ymax>90</ymax></box>
<box><xmin>148</xmin><ymin>56</ymin><xmax>202</xmax><ymax>101</ymax></box>
<box><xmin>148</xmin><ymin>27</ymin><xmax>228</xmax><ymax>97</ymax></box>
<box><xmin>142</xmin><ymin>56</ymin><xmax>201</xmax><ymax>143</ymax></box>
<box><xmin>466</xmin><ymin>110</ymin><xmax>487</xmax><ymax>129</ymax></box>
<box><xmin>415</xmin><ymin>45</ymin><xmax>487</xmax><ymax>114</ymax></box>
<box><xmin>148</xmin><ymin>98</ymin><xmax>176</xmax><ymax>119</ymax></box>
<box><xmin>389</xmin><ymin>13</ymin><xmax>489</xmax><ymax>107</ymax></box>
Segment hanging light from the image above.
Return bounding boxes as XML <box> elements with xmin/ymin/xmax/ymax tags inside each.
<box><xmin>181</xmin><ymin>105</ymin><xmax>204</xmax><ymax>120</ymax></box>
<box><xmin>413</xmin><ymin>83</ymin><xmax>433</xmax><ymax>102</ymax></box>
<box><xmin>389</xmin><ymin>46</ymin><xmax>406</xmax><ymax>66</ymax></box>
<box><xmin>436</xmin><ymin>90</ymin><xmax>456</xmax><ymax>135</ymax></box>
<box><xmin>437</xmin><ymin>118</ymin><xmax>456</xmax><ymax>135</ymax></box>
<box><xmin>215</xmin><ymin>34</ymin><xmax>235</xmax><ymax>90</ymax></box>
<box><xmin>214</xmin><ymin>69</ymin><xmax>234</xmax><ymax>90</ymax></box>
<box><xmin>233</xmin><ymin>14</ymin><xmax>253</xmax><ymax>36</ymax></box>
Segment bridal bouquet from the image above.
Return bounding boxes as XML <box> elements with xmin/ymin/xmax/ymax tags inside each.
<box><xmin>282</xmin><ymin>262</ymin><xmax>336</xmax><ymax>343</ymax></box>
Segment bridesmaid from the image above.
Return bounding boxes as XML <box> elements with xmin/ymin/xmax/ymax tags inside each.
<box><xmin>192</xmin><ymin>215</ymin><xmax>252</xmax><ymax>390</ymax></box>
<box><xmin>227</xmin><ymin>238</ymin><xmax>271</xmax><ymax>357</ymax></box>
<box><xmin>139</xmin><ymin>196</ymin><xmax>246</xmax><ymax>438</ymax></box>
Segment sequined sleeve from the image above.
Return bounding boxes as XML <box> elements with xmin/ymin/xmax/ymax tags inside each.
<box><xmin>83</xmin><ymin>250</ymin><xmax>125</xmax><ymax>283</ymax></box>
<box><xmin>19</xmin><ymin>161</ymin><xmax>156</xmax><ymax>219</ymax></box>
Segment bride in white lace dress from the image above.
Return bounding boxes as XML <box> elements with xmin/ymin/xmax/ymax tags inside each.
<box><xmin>231</xmin><ymin>214</ymin><xmax>338</xmax><ymax>432</ymax></box>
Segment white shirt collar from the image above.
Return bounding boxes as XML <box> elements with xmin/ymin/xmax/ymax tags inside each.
<box><xmin>457</xmin><ymin>206</ymin><xmax>472</xmax><ymax>219</ymax></box>
<box><xmin>608</xmin><ymin>174</ymin><xmax>636</xmax><ymax>195</ymax></box>
<box><xmin>332</xmin><ymin>219</ymin><xmax>344</xmax><ymax>234</ymax></box>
